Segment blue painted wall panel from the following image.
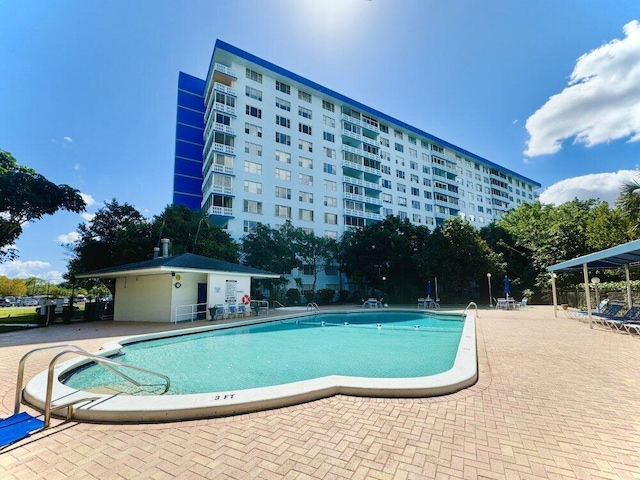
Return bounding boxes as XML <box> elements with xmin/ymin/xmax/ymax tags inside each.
<box><xmin>174</xmin><ymin>175</ymin><xmax>203</xmax><ymax>195</ymax></box>
<box><xmin>173</xmin><ymin>192</ymin><xmax>202</xmax><ymax>210</ymax></box>
<box><xmin>176</xmin><ymin>106</ymin><xmax>204</xmax><ymax>128</ymax></box>
<box><xmin>174</xmin><ymin>158</ymin><xmax>203</xmax><ymax>177</ymax></box>
<box><xmin>175</xmin><ymin>141</ymin><xmax>204</xmax><ymax>161</ymax></box>
<box><xmin>178</xmin><ymin>72</ymin><xmax>206</xmax><ymax>96</ymax></box>
<box><xmin>177</xmin><ymin>90</ymin><xmax>205</xmax><ymax>112</ymax></box>
<box><xmin>176</xmin><ymin>123</ymin><xmax>204</xmax><ymax>145</ymax></box>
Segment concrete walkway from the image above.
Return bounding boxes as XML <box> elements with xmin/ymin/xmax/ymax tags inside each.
<box><xmin>1</xmin><ymin>306</ymin><xmax>639</xmax><ymax>479</ymax></box>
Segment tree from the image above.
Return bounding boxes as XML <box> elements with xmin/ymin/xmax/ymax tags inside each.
<box><xmin>240</xmin><ymin>221</ymin><xmax>298</xmax><ymax>274</ymax></box>
<box><xmin>151</xmin><ymin>204</ymin><xmax>238</xmax><ymax>262</ymax></box>
<box><xmin>0</xmin><ymin>149</ymin><xmax>86</xmax><ymax>262</ymax></box>
<box><xmin>292</xmin><ymin>229</ymin><xmax>337</xmax><ymax>293</ymax></box>
<box><xmin>586</xmin><ymin>202</ymin><xmax>635</xmax><ymax>251</ymax></box>
<box><xmin>0</xmin><ymin>276</ymin><xmax>27</xmax><ymax>296</ymax></box>
<box><xmin>66</xmin><ymin>199</ymin><xmax>154</xmax><ymax>289</ymax></box>
<box><xmin>616</xmin><ymin>177</ymin><xmax>640</xmax><ymax>230</ymax></box>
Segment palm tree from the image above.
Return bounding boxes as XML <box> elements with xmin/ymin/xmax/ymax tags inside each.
<box><xmin>616</xmin><ymin>178</ymin><xmax>640</xmax><ymax>230</ymax></box>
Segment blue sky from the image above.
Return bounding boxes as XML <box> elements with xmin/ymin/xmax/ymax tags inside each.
<box><xmin>1</xmin><ymin>0</ymin><xmax>640</xmax><ymax>283</ymax></box>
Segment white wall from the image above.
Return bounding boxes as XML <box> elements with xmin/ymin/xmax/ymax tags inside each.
<box><xmin>114</xmin><ymin>274</ymin><xmax>172</xmax><ymax>322</ymax></box>
<box><xmin>207</xmin><ymin>273</ymin><xmax>251</xmax><ymax>308</ymax></box>
<box><xmin>170</xmin><ymin>272</ymin><xmax>208</xmax><ymax>322</ymax></box>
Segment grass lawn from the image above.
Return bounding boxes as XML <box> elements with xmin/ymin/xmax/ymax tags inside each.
<box><xmin>0</xmin><ymin>304</ymin><xmax>87</xmax><ymax>333</ymax></box>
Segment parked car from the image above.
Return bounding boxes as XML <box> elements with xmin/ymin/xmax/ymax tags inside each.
<box><xmin>0</xmin><ymin>298</ymin><xmax>14</xmax><ymax>307</ymax></box>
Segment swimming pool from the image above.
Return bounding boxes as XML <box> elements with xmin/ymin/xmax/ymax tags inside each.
<box><xmin>24</xmin><ymin>309</ymin><xmax>477</xmax><ymax>422</ymax></box>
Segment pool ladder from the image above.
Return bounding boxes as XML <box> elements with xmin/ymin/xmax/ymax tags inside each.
<box><xmin>306</xmin><ymin>302</ymin><xmax>320</xmax><ymax>312</ymax></box>
<box><xmin>463</xmin><ymin>302</ymin><xmax>479</xmax><ymax>318</ymax></box>
<box><xmin>15</xmin><ymin>344</ymin><xmax>171</xmax><ymax>427</ymax></box>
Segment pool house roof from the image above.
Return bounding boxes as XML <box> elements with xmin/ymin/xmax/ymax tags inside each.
<box><xmin>75</xmin><ymin>253</ymin><xmax>280</xmax><ymax>280</ymax></box>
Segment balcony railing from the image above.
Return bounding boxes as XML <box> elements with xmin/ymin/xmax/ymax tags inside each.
<box><xmin>214</xmin><ymin>63</ymin><xmax>237</xmax><ymax>78</ymax></box>
<box><xmin>213</xmin><ymin>82</ymin><xmax>236</xmax><ymax>96</ymax></box>
<box><xmin>341</xmin><ymin>128</ymin><xmax>363</xmax><ymax>142</ymax></box>
<box><xmin>210</xmin><ymin>206</ymin><xmax>233</xmax><ymax>216</ymax></box>
<box><xmin>208</xmin><ymin>185</ymin><xmax>233</xmax><ymax>196</ymax></box>
<box><xmin>342</xmin><ymin>175</ymin><xmax>381</xmax><ymax>191</ymax></box>
<box><xmin>341</xmin><ymin>113</ymin><xmax>379</xmax><ymax>134</ymax></box>
<box><xmin>213</xmin><ymin>142</ymin><xmax>235</xmax><ymax>155</ymax></box>
<box><xmin>342</xmin><ymin>160</ymin><xmax>380</xmax><ymax>177</ymax></box>
<box><xmin>344</xmin><ymin>208</ymin><xmax>383</xmax><ymax>220</ymax></box>
<box><xmin>344</xmin><ymin>192</ymin><xmax>383</xmax><ymax>206</ymax></box>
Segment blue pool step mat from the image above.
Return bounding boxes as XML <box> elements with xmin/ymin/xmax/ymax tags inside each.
<box><xmin>0</xmin><ymin>412</ymin><xmax>45</xmax><ymax>448</ymax></box>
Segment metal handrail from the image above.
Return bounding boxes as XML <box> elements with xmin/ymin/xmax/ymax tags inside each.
<box><xmin>273</xmin><ymin>301</ymin><xmax>285</xmax><ymax>308</ymax></box>
<box><xmin>44</xmin><ymin>350</ymin><xmax>171</xmax><ymax>427</ymax></box>
<box><xmin>463</xmin><ymin>302</ymin><xmax>479</xmax><ymax>318</ymax></box>
<box><xmin>307</xmin><ymin>302</ymin><xmax>320</xmax><ymax>312</ymax></box>
<box><xmin>14</xmin><ymin>344</ymin><xmax>139</xmax><ymax>414</ymax></box>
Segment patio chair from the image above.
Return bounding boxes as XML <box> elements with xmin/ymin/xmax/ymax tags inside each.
<box><xmin>209</xmin><ymin>305</ymin><xmax>227</xmax><ymax>321</ymax></box>
<box><xmin>227</xmin><ymin>304</ymin><xmax>238</xmax><ymax>318</ymax></box>
<box><xmin>516</xmin><ymin>298</ymin><xmax>528</xmax><ymax>309</ymax></box>
<box><xmin>495</xmin><ymin>298</ymin><xmax>507</xmax><ymax>310</ymax></box>
<box><xmin>237</xmin><ymin>304</ymin><xmax>251</xmax><ymax>317</ymax></box>
<box><xmin>417</xmin><ymin>298</ymin><xmax>426</xmax><ymax>308</ymax></box>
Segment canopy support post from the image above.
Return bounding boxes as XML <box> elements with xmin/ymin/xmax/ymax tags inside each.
<box><xmin>583</xmin><ymin>263</ymin><xmax>592</xmax><ymax>329</ymax></box>
<box><xmin>625</xmin><ymin>264</ymin><xmax>632</xmax><ymax>310</ymax></box>
<box><xmin>551</xmin><ymin>273</ymin><xmax>558</xmax><ymax>318</ymax></box>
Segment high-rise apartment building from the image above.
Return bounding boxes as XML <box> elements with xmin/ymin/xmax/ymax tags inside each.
<box><xmin>173</xmin><ymin>40</ymin><xmax>540</xmax><ymax>292</ymax></box>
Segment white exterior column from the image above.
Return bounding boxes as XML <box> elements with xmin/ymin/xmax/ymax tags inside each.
<box><xmin>583</xmin><ymin>263</ymin><xmax>592</xmax><ymax>329</ymax></box>
<box><xmin>625</xmin><ymin>264</ymin><xmax>632</xmax><ymax>309</ymax></box>
<box><xmin>550</xmin><ymin>273</ymin><xmax>558</xmax><ymax>318</ymax></box>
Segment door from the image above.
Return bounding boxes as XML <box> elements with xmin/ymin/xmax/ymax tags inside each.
<box><xmin>197</xmin><ymin>283</ymin><xmax>207</xmax><ymax>320</ymax></box>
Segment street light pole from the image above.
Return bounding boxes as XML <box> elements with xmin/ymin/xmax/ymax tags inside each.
<box><xmin>487</xmin><ymin>273</ymin><xmax>493</xmax><ymax>307</ymax></box>
<box><xmin>591</xmin><ymin>277</ymin><xmax>600</xmax><ymax>311</ymax></box>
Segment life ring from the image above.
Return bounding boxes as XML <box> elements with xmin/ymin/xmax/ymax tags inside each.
<box><xmin>241</xmin><ymin>294</ymin><xmax>251</xmax><ymax>305</ymax></box>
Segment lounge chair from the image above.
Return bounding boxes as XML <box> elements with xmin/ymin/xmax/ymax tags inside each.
<box><xmin>227</xmin><ymin>304</ymin><xmax>238</xmax><ymax>318</ymax></box>
<box><xmin>516</xmin><ymin>298</ymin><xmax>528</xmax><ymax>309</ymax></box>
<box><xmin>417</xmin><ymin>298</ymin><xmax>426</xmax><ymax>308</ymax></box>
<box><xmin>495</xmin><ymin>298</ymin><xmax>507</xmax><ymax>310</ymax></box>
<box><xmin>237</xmin><ymin>304</ymin><xmax>251</xmax><ymax>317</ymax></box>
<box><xmin>209</xmin><ymin>305</ymin><xmax>227</xmax><ymax>321</ymax></box>
<box><xmin>601</xmin><ymin>306</ymin><xmax>640</xmax><ymax>330</ymax></box>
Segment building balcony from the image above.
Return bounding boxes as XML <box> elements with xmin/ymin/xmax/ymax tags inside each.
<box><xmin>341</xmin><ymin>113</ymin><xmax>379</xmax><ymax>134</ymax></box>
<box><xmin>211</xmin><ymin>163</ymin><xmax>234</xmax><ymax>175</ymax></box>
<box><xmin>341</xmin><ymin>128</ymin><xmax>363</xmax><ymax>143</ymax></box>
<box><xmin>342</xmin><ymin>175</ymin><xmax>381</xmax><ymax>191</ymax></box>
<box><xmin>214</xmin><ymin>62</ymin><xmax>237</xmax><ymax>79</ymax></box>
<box><xmin>210</xmin><ymin>206</ymin><xmax>233</xmax><ymax>217</ymax></box>
<box><xmin>344</xmin><ymin>192</ymin><xmax>383</xmax><ymax>206</ymax></box>
<box><xmin>212</xmin><ymin>122</ymin><xmax>234</xmax><ymax>135</ymax></box>
<box><xmin>206</xmin><ymin>185</ymin><xmax>234</xmax><ymax>196</ymax></box>
<box><xmin>344</xmin><ymin>208</ymin><xmax>383</xmax><ymax>221</ymax></box>
<box><xmin>212</xmin><ymin>142</ymin><xmax>235</xmax><ymax>156</ymax></box>
<box><xmin>213</xmin><ymin>82</ymin><xmax>236</xmax><ymax>96</ymax></box>
<box><xmin>342</xmin><ymin>160</ymin><xmax>380</xmax><ymax>177</ymax></box>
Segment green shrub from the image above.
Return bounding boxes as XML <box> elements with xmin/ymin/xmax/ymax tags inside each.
<box><xmin>285</xmin><ymin>288</ymin><xmax>301</xmax><ymax>305</ymax></box>
<box><xmin>316</xmin><ymin>288</ymin><xmax>336</xmax><ymax>304</ymax></box>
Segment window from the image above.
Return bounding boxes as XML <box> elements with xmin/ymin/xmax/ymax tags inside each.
<box><xmin>323</xmin><ymin>147</ymin><xmax>336</xmax><ymax>159</ymax></box>
<box><xmin>299</xmin><ymin>123</ymin><xmax>312</xmax><ymax>135</ymax></box>
<box><xmin>408</xmin><ymin>136</ymin><xmax>416</xmax><ymax>145</ymax></box>
<box><xmin>246</xmin><ymin>68</ymin><xmax>262</xmax><ymax>83</ymax></box>
<box><xmin>215</xmin><ymin>91</ymin><xmax>235</xmax><ymax>108</ymax></box>
<box><xmin>245</xmin><ymin>122</ymin><xmax>262</xmax><ymax>137</ymax></box>
<box><xmin>244</xmin><ymin>160</ymin><xmax>262</xmax><ymax>175</ymax></box>
<box><xmin>322</xmin><ymin>100</ymin><xmax>334</xmax><ymax>112</ymax></box>
<box><xmin>275</xmin><ymin>80</ymin><xmax>290</xmax><ymax>94</ymax></box>
<box><xmin>381</xmin><ymin>165</ymin><xmax>391</xmax><ymax>175</ymax></box>
<box><xmin>323</xmin><ymin>163</ymin><xmax>336</xmax><ymax>175</ymax></box>
<box><xmin>299</xmin><ymin>173</ymin><xmax>313</xmax><ymax>186</ymax></box>
<box><xmin>275</xmin><ymin>168</ymin><xmax>291</xmax><ymax>181</ymax></box>
<box><xmin>299</xmin><ymin>209</ymin><xmax>314</xmax><ymax>221</ymax></box>
<box><xmin>215</xmin><ymin>113</ymin><xmax>231</xmax><ymax>125</ymax></box>
<box><xmin>409</xmin><ymin>148</ymin><xmax>417</xmax><ymax>158</ymax></box>
<box><xmin>423</xmin><ymin>178</ymin><xmax>432</xmax><ymax>187</ymax></box>
<box><xmin>323</xmin><ymin>115</ymin><xmax>335</xmax><ymax>127</ymax></box>
<box><xmin>243</xmin><ymin>180</ymin><xmax>262</xmax><ymax>194</ymax></box>
<box><xmin>298</xmin><ymin>106</ymin><xmax>312</xmax><ymax>119</ymax></box>
<box><xmin>396</xmin><ymin>170</ymin><xmax>405</xmax><ymax>179</ymax></box>
<box><xmin>397</xmin><ymin>197</ymin><xmax>407</xmax><ymax>206</ymax></box>
<box><xmin>299</xmin><ymin>156</ymin><xmax>313</xmax><ymax>169</ymax></box>
<box><xmin>298</xmin><ymin>90</ymin><xmax>312</xmax><ymax>103</ymax></box>
<box><xmin>394</xmin><ymin>129</ymin><xmax>403</xmax><ymax>139</ymax></box>
<box><xmin>276</xmin><ymin>97</ymin><xmax>291</xmax><ymax>111</ymax></box>
<box><xmin>423</xmin><ymin>166</ymin><xmax>431</xmax><ymax>174</ymax></box>
<box><xmin>246</xmin><ymin>105</ymin><xmax>262</xmax><ymax>118</ymax></box>
<box><xmin>324</xmin><ymin>196</ymin><xmax>337</xmax><ymax>207</ymax></box>
<box><xmin>244</xmin><ymin>142</ymin><xmax>262</xmax><ymax>156</ymax></box>
<box><xmin>395</xmin><ymin>143</ymin><xmax>404</xmax><ymax>152</ymax></box>
<box><xmin>299</xmin><ymin>139</ymin><xmax>313</xmax><ymax>152</ymax></box>
<box><xmin>275</xmin><ymin>132</ymin><xmax>291</xmax><ymax>145</ymax></box>
<box><xmin>323</xmin><ymin>131</ymin><xmax>335</xmax><ymax>142</ymax></box>
<box><xmin>275</xmin><ymin>186</ymin><xmax>291</xmax><ymax>199</ymax></box>
<box><xmin>410</xmin><ymin>174</ymin><xmax>419</xmax><ymax>183</ymax></box>
<box><xmin>424</xmin><ymin>191</ymin><xmax>432</xmax><ymax>199</ymax></box>
<box><xmin>299</xmin><ymin>191</ymin><xmax>314</xmax><ymax>203</ymax></box>
<box><xmin>245</xmin><ymin>86</ymin><xmax>262</xmax><ymax>101</ymax></box>
<box><xmin>275</xmin><ymin>150</ymin><xmax>291</xmax><ymax>163</ymax></box>
<box><xmin>243</xmin><ymin>200</ymin><xmax>262</xmax><ymax>214</ymax></box>
<box><xmin>382</xmin><ymin>179</ymin><xmax>392</xmax><ymax>189</ymax></box>
<box><xmin>411</xmin><ymin>187</ymin><xmax>420</xmax><ymax>196</ymax></box>
<box><xmin>383</xmin><ymin>207</ymin><xmax>393</xmax><ymax>217</ymax></box>
<box><xmin>380</xmin><ymin>124</ymin><xmax>389</xmax><ymax>133</ymax></box>
<box><xmin>425</xmin><ymin>203</ymin><xmax>433</xmax><ymax>211</ymax></box>
<box><xmin>275</xmin><ymin>205</ymin><xmax>291</xmax><ymax>218</ymax></box>
<box><xmin>325</xmin><ymin>213</ymin><xmax>338</xmax><ymax>224</ymax></box>
<box><xmin>276</xmin><ymin>115</ymin><xmax>290</xmax><ymax>128</ymax></box>
<box><xmin>243</xmin><ymin>220</ymin><xmax>258</xmax><ymax>234</ymax></box>
<box><xmin>397</xmin><ymin>184</ymin><xmax>406</xmax><ymax>193</ymax></box>
<box><xmin>380</xmin><ymin>137</ymin><xmax>390</xmax><ymax>147</ymax></box>
<box><xmin>382</xmin><ymin>193</ymin><xmax>393</xmax><ymax>203</ymax></box>
<box><xmin>324</xmin><ymin>179</ymin><xmax>337</xmax><ymax>191</ymax></box>
<box><xmin>324</xmin><ymin>230</ymin><xmax>338</xmax><ymax>240</ymax></box>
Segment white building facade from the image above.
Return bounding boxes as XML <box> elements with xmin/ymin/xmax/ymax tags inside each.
<box><xmin>173</xmin><ymin>40</ymin><xmax>540</xmax><ymax>294</ymax></box>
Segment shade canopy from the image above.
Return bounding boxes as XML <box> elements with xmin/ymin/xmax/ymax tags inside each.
<box><xmin>548</xmin><ymin>238</ymin><xmax>640</xmax><ymax>272</ymax></box>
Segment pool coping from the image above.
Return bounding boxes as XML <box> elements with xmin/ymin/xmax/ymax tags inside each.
<box><xmin>23</xmin><ymin>309</ymin><xmax>477</xmax><ymax>423</ymax></box>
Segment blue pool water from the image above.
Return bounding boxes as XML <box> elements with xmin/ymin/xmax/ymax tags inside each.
<box><xmin>63</xmin><ymin>311</ymin><xmax>464</xmax><ymax>395</ymax></box>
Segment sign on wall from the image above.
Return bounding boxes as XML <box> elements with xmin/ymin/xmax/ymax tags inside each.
<box><xmin>225</xmin><ymin>280</ymin><xmax>237</xmax><ymax>303</ymax></box>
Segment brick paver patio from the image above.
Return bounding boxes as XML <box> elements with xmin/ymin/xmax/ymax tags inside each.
<box><xmin>1</xmin><ymin>305</ymin><xmax>639</xmax><ymax>479</ymax></box>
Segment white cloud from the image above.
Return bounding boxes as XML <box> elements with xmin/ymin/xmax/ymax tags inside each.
<box><xmin>0</xmin><ymin>260</ymin><xmax>63</xmax><ymax>282</ymax></box>
<box><xmin>79</xmin><ymin>192</ymin><xmax>96</xmax><ymax>208</ymax></box>
<box><xmin>81</xmin><ymin>212</ymin><xmax>95</xmax><ymax>222</ymax></box>
<box><xmin>525</xmin><ymin>20</ymin><xmax>640</xmax><ymax>157</ymax></box>
<box><xmin>74</xmin><ymin>163</ymin><xmax>81</xmax><ymax>170</ymax></box>
<box><xmin>63</xmin><ymin>136</ymin><xmax>73</xmax><ymax>144</ymax></box>
<box><xmin>57</xmin><ymin>231</ymin><xmax>80</xmax><ymax>243</ymax></box>
<box><xmin>539</xmin><ymin>169</ymin><xmax>639</xmax><ymax>205</ymax></box>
